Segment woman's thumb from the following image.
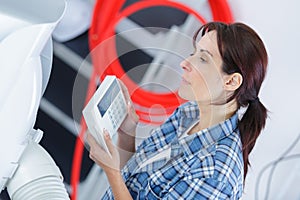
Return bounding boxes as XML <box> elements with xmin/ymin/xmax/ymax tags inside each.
<box><xmin>103</xmin><ymin>129</ymin><xmax>114</xmax><ymax>154</ymax></box>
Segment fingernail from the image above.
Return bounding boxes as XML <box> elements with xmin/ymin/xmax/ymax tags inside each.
<box><xmin>103</xmin><ymin>128</ymin><xmax>109</xmax><ymax>138</ymax></box>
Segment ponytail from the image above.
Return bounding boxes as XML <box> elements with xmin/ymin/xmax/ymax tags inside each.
<box><xmin>239</xmin><ymin>99</ymin><xmax>268</xmax><ymax>180</ymax></box>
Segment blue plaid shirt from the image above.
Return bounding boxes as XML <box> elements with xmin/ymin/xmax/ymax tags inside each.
<box><xmin>102</xmin><ymin>101</ymin><xmax>244</xmax><ymax>199</ymax></box>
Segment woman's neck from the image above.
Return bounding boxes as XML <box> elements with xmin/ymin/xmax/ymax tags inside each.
<box><xmin>195</xmin><ymin>100</ymin><xmax>238</xmax><ymax>131</ymax></box>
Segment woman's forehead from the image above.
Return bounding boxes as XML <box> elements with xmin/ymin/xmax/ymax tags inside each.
<box><xmin>196</xmin><ymin>31</ymin><xmax>219</xmax><ymax>55</ymax></box>
<box><xmin>196</xmin><ymin>31</ymin><xmax>222</xmax><ymax>65</ymax></box>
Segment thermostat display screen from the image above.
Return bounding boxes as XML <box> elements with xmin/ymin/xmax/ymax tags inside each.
<box><xmin>97</xmin><ymin>79</ymin><xmax>119</xmax><ymax>117</ymax></box>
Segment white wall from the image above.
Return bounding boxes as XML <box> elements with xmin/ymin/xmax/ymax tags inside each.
<box><xmin>228</xmin><ymin>0</ymin><xmax>300</xmax><ymax>199</ymax></box>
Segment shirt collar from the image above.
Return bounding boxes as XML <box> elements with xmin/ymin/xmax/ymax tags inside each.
<box><xmin>178</xmin><ymin>111</ymin><xmax>239</xmax><ymax>159</ymax></box>
<box><xmin>180</xmin><ymin>101</ymin><xmax>199</xmax><ymax>119</ymax></box>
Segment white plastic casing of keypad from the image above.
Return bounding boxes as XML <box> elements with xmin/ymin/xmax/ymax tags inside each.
<box><xmin>82</xmin><ymin>75</ymin><xmax>127</xmax><ymax>154</ymax></box>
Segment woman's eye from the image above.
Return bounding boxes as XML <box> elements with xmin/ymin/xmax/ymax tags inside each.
<box><xmin>200</xmin><ymin>57</ymin><xmax>206</xmax><ymax>62</ymax></box>
<box><xmin>190</xmin><ymin>53</ymin><xmax>194</xmax><ymax>56</ymax></box>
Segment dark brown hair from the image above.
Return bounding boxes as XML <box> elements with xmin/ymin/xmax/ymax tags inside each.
<box><xmin>193</xmin><ymin>22</ymin><xmax>268</xmax><ymax>180</ymax></box>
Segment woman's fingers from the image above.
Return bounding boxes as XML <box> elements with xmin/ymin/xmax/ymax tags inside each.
<box><xmin>87</xmin><ymin>134</ymin><xmax>105</xmax><ymax>158</ymax></box>
<box><xmin>118</xmin><ymin>102</ymin><xmax>139</xmax><ymax>135</ymax></box>
<box><xmin>86</xmin><ymin>133</ymin><xmax>97</xmax><ymax>147</ymax></box>
<box><xmin>127</xmin><ymin>101</ymin><xmax>139</xmax><ymax>123</ymax></box>
<box><xmin>118</xmin><ymin>79</ymin><xmax>131</xmax><ymax>103</ymax></box>
<box><xmin>117</xmin><ymin>79</ymin><xmax>139</xmax><ymax>134</ymax></box>
<box><xmin>103</xmin><ymin>129</ymin><xmax>115</xmax><ymax>156</ymax></box>
<box><xmin>86</xmin><ymin>131</ymin><xmax>120</xmax><ymax>171</ymax></box>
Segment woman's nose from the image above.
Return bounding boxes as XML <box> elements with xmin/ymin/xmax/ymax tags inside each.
<box><xmin>180</xmin><ymin>59</ymin><xmax>192</xmax><ymax>72</ymax></box>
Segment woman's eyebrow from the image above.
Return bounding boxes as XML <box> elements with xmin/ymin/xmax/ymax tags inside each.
<box><xmin>199</xmin><ymin>49</ymin><xmax>213</xmax><ymax>57</ymax></box>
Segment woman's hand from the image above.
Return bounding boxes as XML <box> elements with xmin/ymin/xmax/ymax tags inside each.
<box><xmin>119</xmin><ymin>101</ymin><xmax>139</xmax><ymax>135</ymax></box>
<box><xmin>116</xmin><ymin>79</ymin><xmax>139</xmax><ymax>167</ymax></box>
<box><xmin>87</xmin><ymin>79</ymin><xmax>138</xmax><ymax>172</ymax></box>
<box><xmin>118</xmin><ymin>79</ymin><xmax>139</xmax><ymax>135</ymax></box>
<box><xmin>87</xmin><ymin>130</ymin><xmax>120</xmax><ymax>174</ymax></box>
<box><xmin>87</xmin><ymin>131</ymin><xmax>134</xmax><ymax>200</ymax></box>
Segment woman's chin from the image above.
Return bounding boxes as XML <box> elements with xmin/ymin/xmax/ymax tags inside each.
<box><xmin>178</xmin><ymin>88</ymin><xmax>192</xmax><ymax>101</ymax></box>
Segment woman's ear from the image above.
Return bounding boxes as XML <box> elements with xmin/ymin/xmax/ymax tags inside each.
<box><xmin>224</xmin><ymin>73</ymin><xmax>243</xmax><ymax>91</ymax></box>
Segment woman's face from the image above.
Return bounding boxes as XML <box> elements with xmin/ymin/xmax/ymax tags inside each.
<box><xmin>178</xmin><ymin>30</ymin><xmax>227</xmax><ymax>103</ymax></box>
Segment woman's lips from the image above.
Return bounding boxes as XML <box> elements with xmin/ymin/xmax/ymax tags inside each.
<box><xmin>181</xmin><ymin>77</ymin><xmax>190</xmax><ymax>85</ymax></box>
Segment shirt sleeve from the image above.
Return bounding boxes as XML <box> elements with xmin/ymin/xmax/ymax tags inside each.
<box><xmin>162</xmin><ymin>178</ymin><xmax>232</xmax><ymax>200</ymax></box>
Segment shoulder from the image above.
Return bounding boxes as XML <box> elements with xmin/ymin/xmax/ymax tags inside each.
<box><xmin>185</xmin><ymin>133</ymin><xmax>243</xmax><ymax>197</ymax></box>
<box><xmin>186</xmin><ymin>129</ymin><xmax>243</xmax><ymax>195</ymax></box>
<box><xmin>213</xmin><ymin>131</ymin><xmax>244</xmax><ymax>194</ymax></box>
<box><xmin>214</xmin><ymin>131</ymin><xmax>243</xmax><ymax>169</ymax></box>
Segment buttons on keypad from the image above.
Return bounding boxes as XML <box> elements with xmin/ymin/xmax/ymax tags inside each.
<box><xmin>107</xmin><ymin>93</ymin><xmax>126</xmax><ymax>130</ymax></box>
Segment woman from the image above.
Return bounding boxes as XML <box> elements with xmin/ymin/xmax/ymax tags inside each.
<box><xmin>87</xmin><ymin>22</ymin><xmax>268</xmax><ymax>199</ymax></box>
